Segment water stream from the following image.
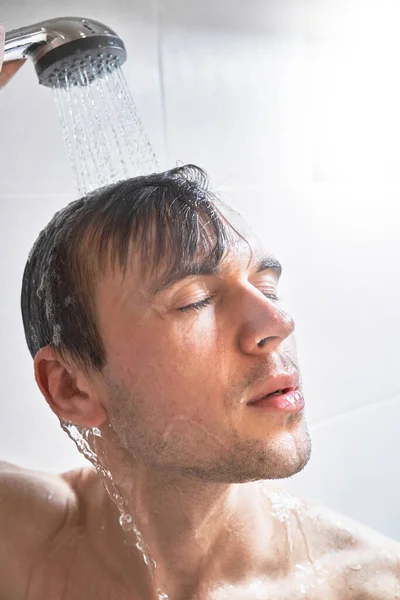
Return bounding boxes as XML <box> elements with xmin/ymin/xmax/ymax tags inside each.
<box><xmin>52</xmin><ymin>61</ymin><xmax>159</xmax><ymax>196</ymax></box>
<box><xmin>61</xmin><ymin>422</ymin><xmax>167</xmax><ymax>600</ymax></box>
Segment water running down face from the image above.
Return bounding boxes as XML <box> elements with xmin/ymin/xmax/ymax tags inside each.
<box><xmin>92</xmin><ymin>221</ymin><xmax>312</xmax><ymax>485</ymax></box>
<box><xmin>25</xmin><ymin>166</ymin><xmax>311</xmax><ymax>486</ymax></box>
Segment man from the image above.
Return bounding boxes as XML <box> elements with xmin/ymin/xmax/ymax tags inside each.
<box><xmin>1</xmin><ymin>25</ymin><xmax>400</xmax><ymax>600</ymax></box>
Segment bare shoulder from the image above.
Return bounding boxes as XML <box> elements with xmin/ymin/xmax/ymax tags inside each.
<box><xmin>301</xmin><ymin>498</ymin><xmax>400</xmax><ymax>597</ymax></box>
<box><xmin>0</xmin><ymin>461</ymin><xmax>93</xmax><ymax>598</ymax></box>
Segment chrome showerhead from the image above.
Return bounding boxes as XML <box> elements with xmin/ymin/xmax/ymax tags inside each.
<box><xmin>4</xmin><ymin>17</ymin><xmax>127</xmax><ymax>88</ymax></box>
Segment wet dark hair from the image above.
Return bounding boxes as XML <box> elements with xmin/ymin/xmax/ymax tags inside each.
<box><xmin>21</xmin><ymin>165</ymin><xmax>235</xmax><ymax>371</ymax></box>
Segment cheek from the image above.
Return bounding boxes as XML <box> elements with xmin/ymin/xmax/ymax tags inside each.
<box><xmin>107</xmin><ymin>313</ymin><xmax>223</xmax><ymax>398</ymax></box>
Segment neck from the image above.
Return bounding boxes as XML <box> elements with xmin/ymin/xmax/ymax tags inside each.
<box><xmin>92</xmin><ymin>431</ymin><xmax>276</xmax><ymax>599</ymax></box>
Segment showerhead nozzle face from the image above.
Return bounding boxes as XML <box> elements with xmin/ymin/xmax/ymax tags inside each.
<box><xmin>35</xmin><ymin>34</ymin><xmax>127</xmax><ymax>88</ymax></box>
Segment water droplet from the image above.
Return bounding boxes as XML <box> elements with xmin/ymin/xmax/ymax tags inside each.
<box><xmin>119</xmin><ymin>513</ymin><xmax>133</xmax><ymax>530</ymax></box>
<box><xmin>52</xmin><ymin>323</ymin><xmax>62</xmax><ymax>345</ymax></box>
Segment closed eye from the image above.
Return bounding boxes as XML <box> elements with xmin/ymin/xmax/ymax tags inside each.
<box><xmin>262</xmin><ymin>293</ymin><xmax>280</xmax><ymax>301</ymax></box>
<box><xmin>178</xmin><ymin>297</ymin><xmax>213</xmax><ymax>312</ymax></box>
<box><xmin>178</xmin><ymin>291</ymin><xmax>279</xmax><ymax>312</ymax></box>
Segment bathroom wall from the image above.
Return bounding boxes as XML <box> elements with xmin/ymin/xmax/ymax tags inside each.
<box><xmin>1</xmin><ymin>0</ymin><xmax>399</xmax><ymax>539</ymax></box>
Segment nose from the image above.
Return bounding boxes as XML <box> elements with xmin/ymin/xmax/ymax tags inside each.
<box><xmin>238</xmin><ymin>288</ymin><xmax>295</xmax><ymax>355</ymax></box>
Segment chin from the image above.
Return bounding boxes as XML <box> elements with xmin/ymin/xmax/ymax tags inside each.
<box><xmin>240</xmin><ymin>422</ymin><xmax>312</xmax><ymax>483</ymax></box>
<box><xmin>264</xmin><ymin>452</ymin><xmax>310</xmax><ymax>481</ymax></box>
<box><xmin>262</xmin><ymin>425</ymin><xmax>312</xmax><ymax>481</ymax></box>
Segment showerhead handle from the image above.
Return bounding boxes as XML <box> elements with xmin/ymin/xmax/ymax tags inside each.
<box><xmin>4</xmin><ymin>25</ymin><xmax>48</xmax><ymax>62</ymax></box>
<box><xmin>3</xmin><ymin>17</ymin><xmax>127</xmax><ymax>87</ymax></box>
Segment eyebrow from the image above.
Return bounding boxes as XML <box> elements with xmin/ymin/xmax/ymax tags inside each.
<box><xmin>147</xmin><ymin>255</ymin><xmax>282</xmax><ymax>298</ymax></box>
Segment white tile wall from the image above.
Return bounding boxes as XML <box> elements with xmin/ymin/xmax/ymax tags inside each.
<box><xmin>159</xmin><ymin>0</ymin><xmax>312</xmax><ymax>187</ymax></box>
<box><xmin>1</xmin><ymin>0</ymin><xmax>399</xmax><ymax>539</ymax></box>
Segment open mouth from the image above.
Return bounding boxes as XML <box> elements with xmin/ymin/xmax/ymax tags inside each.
<box><xmin>262</xmin><ymin>387</ymin><xmax>294</xmax><ymax>398</ymax></box>
<box><xmin>248</xmin><ymin>387</ymin><xmax>304</xmax><ymax>413</ymax></box>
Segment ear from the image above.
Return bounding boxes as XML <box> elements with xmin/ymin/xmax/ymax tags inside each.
<box><xmin>34</xmin><ymin>346</ymin><xmax>107</xmax><ymax>428</ymax></box>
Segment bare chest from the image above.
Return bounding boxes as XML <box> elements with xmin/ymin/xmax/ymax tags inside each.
<box><xmin>26</xmin><ymin>528</ymin><xmax>393</xmax><ymax>600</ymax></box>
<box><xmin>27</xmin><ymin>546</ymin><xmax>345</xmax><ymax>600</ymax></box>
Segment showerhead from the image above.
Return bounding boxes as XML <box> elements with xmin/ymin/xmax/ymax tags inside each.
<box><xmin>4</xmin><ymin>17</ymin><xmax>127</xmax><ymax>88</ymax></box>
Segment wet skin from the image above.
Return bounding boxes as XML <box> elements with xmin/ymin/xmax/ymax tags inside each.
<box><xmin>2</xmin><ymin>238</ymin><xmax>400</xmax><ymax>599</ymax></box>
<box><xmin>0</xmin><ymin>463</ymin><xmax>399</xmax><ymax>600</ymax></box>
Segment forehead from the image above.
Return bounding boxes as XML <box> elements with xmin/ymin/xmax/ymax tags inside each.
<box><xmin>95</xmin><ymin>201</ymin><xmax>279</xmax><ymax>304</ymax></box>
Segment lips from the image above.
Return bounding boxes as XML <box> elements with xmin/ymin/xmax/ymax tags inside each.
<box><xmin>248</xmin><ymin>388</ymin><xmax>305</xmax><ymax>413</ymax></box>
<box><xmin>247</xmin><ymin>372</ymin><xmax>300</xmax><ymax>405</ymax></box>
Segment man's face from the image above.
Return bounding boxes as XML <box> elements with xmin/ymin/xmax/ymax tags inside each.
<box><xmin>94</xmin><ymin>222</ymin><xmax>311</xmax><ymax>483</ymax></box>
